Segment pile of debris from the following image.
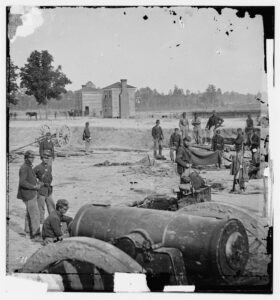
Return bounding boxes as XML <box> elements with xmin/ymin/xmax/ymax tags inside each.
<box><xmin>131</xmin><ymin>194</ymin><xmax>178</xmax><ymax>211</ymax></box>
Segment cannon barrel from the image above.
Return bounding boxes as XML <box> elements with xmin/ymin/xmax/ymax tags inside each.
<box><xmin>70</xmin><ymin>204</ymin><xmax>249</xmax><ymax>284</ymax></box>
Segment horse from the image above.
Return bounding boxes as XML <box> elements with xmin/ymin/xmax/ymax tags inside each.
<box><xmin>9</xmin><ymin>112</ymin><xmax>17</xmax><ymax>120</ymax></box>
<box><xmin>26</xmin><ymin>112</ymin><xmax>38</xmax><ymax>120</ymax></box>
<box><xmin>68</xmin><ymin>109</ymin><xmax>80</xmax><ymax>119</ymax></box>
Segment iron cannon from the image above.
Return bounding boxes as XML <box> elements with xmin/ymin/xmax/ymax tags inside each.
<box><xmin>20</xmin><ymin>204</ymin><xmax>249</xmax><ymax>292</ymax></box>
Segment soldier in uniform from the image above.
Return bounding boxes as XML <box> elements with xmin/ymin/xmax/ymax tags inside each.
<box><xmin>152</xmin><ymin>120</ymin><xmax>164</xmax><ymax>158</ymax></box>
<box><xmin>17</xmin><ymin>150</ymin><xmax>43</xmax><ymax>242</ymax></box>
<box><xmin>42</xmin><ymin>199</ymin><xmax>73</xmax><ymax>245</ymax></box>
<box><xmin>179</xmin><ymin>112</ymin><xmax>189</xmax><ymax>139</ymax></box>
<box><xmin>250</xmin><ymin>128</ymin><xmax>260</xmax><ymax>164</ymax></box>
<box><xmin>169</xmin><ymin>128</ymin><xmax>182</xmax><ymax>162</ymax></box>
<box><xmin>245</xmin><ymin>114</ymin><xmax>254</xmax><ymax>147</ymax></box>
<box><xmin>176</xmin><ymin>136</ymin><xmax>192</xmax><ymax>183</ymax></box>
<box><xmin>230</xmin><ymin>128</ymin><xmax>247</xmax><ymax>193</ymax></box>
<box><xmin>191</xmin><ymin>112</ymin><xmax>201</xmax><ymax>144</ymax></box>
<box><xmin>39</xmin><ymin>131</ymin><xmax>55</xmax><ymax>166</ymax></box>
<box><xmin>34</xmin><ymin>151</ymin><xmax>55</xmax><ymax>231</ymax></box>
<box><xmin>211</xmin><ymin>129</ymin><xmax>224</xmax><ymax>168</ymax></box>
<box><xmin>205</xmin><ymin>110</ymin><xmax>224</xmax><ymax>145</ymax></box>
<box><xmin>83</xmin><ymin>122</ymin><xmax>91</xmax><ymax>153</ymax></box>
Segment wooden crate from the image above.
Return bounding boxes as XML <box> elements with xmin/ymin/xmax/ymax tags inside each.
<box><xmin>177</xmin><ymin>186</ymin><xmax>211</xmax><ymax>209</ymax></box>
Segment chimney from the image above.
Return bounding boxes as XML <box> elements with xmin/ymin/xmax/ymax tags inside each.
<box><xmin>121</xmin><ymin>79</ymin><xmax>127</xmax><ymax>91</ymax></box>
<box><xmin>119</xmin><ymin>79</ymin><xmax>129</xmax><ymax>118</ymax></box>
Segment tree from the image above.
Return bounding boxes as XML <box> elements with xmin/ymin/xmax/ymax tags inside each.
<box><xmin>7</xmin><ymin>58</ymin><xmax>19</xmax><ymax>106</ymax></box>
<box><xmin>205</xmin><ymin>84</ymin><xmax>217</xmax><ymax>106</ymax></box>
<box><xmin>173</xmin><ymin>85</ymin><xmax>184</xmax><ymax>96</ymax></box>
<box><xmin>20</xmin><ymin>50</ymin><xmax>71</xmax><ymax>119</ymax></box>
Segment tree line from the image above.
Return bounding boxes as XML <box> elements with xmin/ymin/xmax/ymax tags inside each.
<box><xmin>135</xmin><ymin>85</ymin><xmax>262</xmax><ymax>111</ymax></box>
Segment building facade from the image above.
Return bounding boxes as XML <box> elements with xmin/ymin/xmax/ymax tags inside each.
<box><xmin>76</xmin><ymin>79</ymin><xmax>136</xmax><ymax>118</ymax></box>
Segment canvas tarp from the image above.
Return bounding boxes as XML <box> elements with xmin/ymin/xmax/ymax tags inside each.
<box><xmin>188</xmin><ymin>147</ymin><xmax>219</xmax><ymax>166</ymax></box>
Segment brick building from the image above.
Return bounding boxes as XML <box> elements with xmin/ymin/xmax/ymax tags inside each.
<box><xmin>76</xmin><ymin>79</ymin><xmax>136</xmax><ymax>118</ymax></box>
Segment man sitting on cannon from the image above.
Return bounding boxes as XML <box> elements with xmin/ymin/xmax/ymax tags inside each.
<box><xmin>42</xmin><ymin>199</ymin><xmax>73</xmax><ymax>245</ymax></box>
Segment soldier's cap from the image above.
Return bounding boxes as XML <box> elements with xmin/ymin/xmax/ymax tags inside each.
<box><xmin>56</xmin><ymin>199</ymin><xmax>69</xmax><ymax>210</ymax></box>
<box><xmin>183</xmin><ymin>136</ymin><xmax>192</xmax><ymax>143</ymax></box>
<box><xmin>156</xmin><ymin>120</ymin><xmax>160</xmax><ymax>124</ymax></box>
<box><xmin>24</xmin><ymin>150</ymin><xmax>35</xmax><ymax>158</ymax></box>
<box><xmin>46</xmin><ymin>131</ymin><xmax>51</xmax><ymax>136</ymax></box>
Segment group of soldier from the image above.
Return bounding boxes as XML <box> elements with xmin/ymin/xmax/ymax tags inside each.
<box><xmin>17</xmin><ymin>132</ymin><xmax>73</xmax><ymax>243</ymax></box>
<box><xmin>16</xmin><ymin>112</ymin><xmax>266</xmax><ymax>243</ymax></box>
<box><xmin>152</xmin><ymin>110</ymin><xmax>224</xmax><ymax>160</ymax></box>
<box><xmin>152</xmin><ymin>111</ymin><xmax>263</xmax><ymax>193</ymax></box>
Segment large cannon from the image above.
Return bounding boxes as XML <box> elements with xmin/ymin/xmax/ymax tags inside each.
<box><xmin>20</xmin><ymin>204</ymin><xmax>249</xmax><ymax>292</ymax></box>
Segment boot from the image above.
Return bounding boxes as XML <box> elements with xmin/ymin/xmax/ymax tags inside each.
<box><xmin>153</xmin><ymin>150</ymin><xmax>157</xmax><ymax>158</ymax></box>
<box><xmin>230</xmin><ymin>179</ymin><xmax>236</xmax><ymax>193</ymax></box>
<box><xmin>159</xmin><ymin>147</ymin><xmax>163</xmax><ymax>158</ymax></box>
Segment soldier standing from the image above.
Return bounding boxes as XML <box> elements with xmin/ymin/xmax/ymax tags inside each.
<box><xmin>34</xmin><ymin>151</ymin><xmax>55</xmax><ymax>231</ymax></box>
<box><xmin>211</xmin><ymin>129</ymin><xmax>224</xmax><ymax>168</ymax></box>
<box><xmin>245</xmin><ymin>114</ymin><xmax>254</xmax><ymax>147</ymax></box>
<box><xmin>191</xmin><ymin>112</ymin><xmax>201</xmax><ymax>144</ymax></box>
<box><xmin>83</xmin><ymin>122</ymin><xmax>91</xmax><ymax>153</ymax></box>
<box><xmin>17</xmin><ymin>150</ymin><xmax>43</xmax><ymax>242</ymax></box>
<box><xmin>169</xmin><ymin>128</ymin><xmax>182</xmax><ymax>162</ymax></box>
<box><xmin>250</xmin><ymin>128</ymin><xmax>260</xmax><ymax>164</ymax></box>
<box><xmin>152</xmin><ymin>120</ymin><xmax>164</xmax><ymax>158</ymax></box>
<box><xmin>179</xmin><ymin>112</ymin><xmax>189</xmax><ymax>139</ymax></box>
<box><xmin>176</xmin><ymin>136</ymin><xmax>192</xmax><ymax>183</ymax></box>
<box><xmin>205</xmin><ymin>110</ymin><xmax>224</xmax><ymax>145</ymax></box>
<box><xmin>39</xmin><ymin>131</ymin><xmax>55</xmax><ymax>166</ymax></box>
<box><xmin>230</xmin><ymin>128</ymin><xmax>247</xmax><ymax>193</ymax></box>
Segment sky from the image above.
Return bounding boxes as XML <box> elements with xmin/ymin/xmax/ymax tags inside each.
<box><xmin>9</xmin><ymin>6</ymin><xmax>267</xmax><ymax>94</ymax></box>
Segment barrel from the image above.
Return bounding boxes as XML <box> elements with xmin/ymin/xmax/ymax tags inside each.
<box><xmin>70</xmin><ymin>204</ymin><xmax>249</xmax><ymax>283</ymax></box>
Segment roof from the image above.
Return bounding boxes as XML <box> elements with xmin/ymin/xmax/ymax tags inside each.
<box><xmin>75</xmin><ymin>87</ymin><xmax>103</xmax><ymax>93</ymax></box>
<box><xmin>102</xmin><ymin>82</ymin><xmax>136</xmax><ymax>90</ymax></box>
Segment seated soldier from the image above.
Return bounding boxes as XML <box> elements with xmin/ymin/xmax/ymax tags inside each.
<box><xmin>42</xmin><ymin>199</ymin><xmax>73</xmax><ymax>245</ymax></box>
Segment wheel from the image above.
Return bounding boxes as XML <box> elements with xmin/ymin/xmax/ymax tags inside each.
<box><xmin>40</xmin><ymin>124</ymin><xmax>50</xmax><ymax>136</ymax></box>
<box><xmin>56</xmin><ymin>125</ymin><xmax>72</xmax><ymax>147</ymax></box>
<box><xmin>21</xmin><ymin>237</ymin><xmax>144</xmax><ymax>291</ymax></box>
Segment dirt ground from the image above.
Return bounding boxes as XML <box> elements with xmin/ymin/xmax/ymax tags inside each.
<box><xmin>7</xmin><ymin>117</ymin><xmax>271</xmax><ymax>287</ymax></box>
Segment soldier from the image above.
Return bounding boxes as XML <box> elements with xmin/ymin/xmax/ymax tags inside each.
<box><xmin>42</xmin><ymin>199</ymin><xmax>73</xmax><ymax>245</ymax></box>
<box><xmin>179</xmin><ymin>112</ymin><xmax>189</xmax><ymax>139</ymax></box>
<box><xmin>17</xmin><ymin>150</ymin><xmax>43</xmax><ymax>242</ymax></box>
<box><xmin>39</xmin><ymin>131</ymin><xmax>55</xmax><ymax>166</ymax></box>
<box><xmin>191</xmin><ymin>112</ymin><xmax>201</xmax><ymax>144</ymax></box>
<box><xmin>250</xmin><ymin>128</ymin><xmax>260</xmax><ymax>164</ymax></box>
<box><xmin>83</xmin><ymin>122</ymin><xmax>91</xmax><ymax>153</ymax></box>
<box><xmin>169</xmin><ymin>128</ymin><xmax>182</xmax><ymax>162</ymax></box>
<box><xmin>34</xmin><ymin>151</ymin><xmax>55</xmax><ymax>230</ymax></box>
<box><xmin>230</xmin><ymin>128</ymin><xmax>247</xmax><ymax>193</ymax></box>
<box><xmin>205</xmin><ymin>110</ymin><xmax>224</xmax><ymax>145</ymax></box>
<box><xmin>152</xmin><ymin>120</ymin><xmax>164</xmax><ymax>158</ymax></box>
<box><xmin>211</xmin><ymin>129</ymin><xmax>224</xmax><ymax>168</ymax></box>
<box><xmin>245</xmin><ymin>114</ymin><xmax>254</xmax><ymax>147</ymax></box>
<box><xmin>176</xmin><ymin>136</ymin><xmax>192</xmax><ymax>183</ymax></box>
